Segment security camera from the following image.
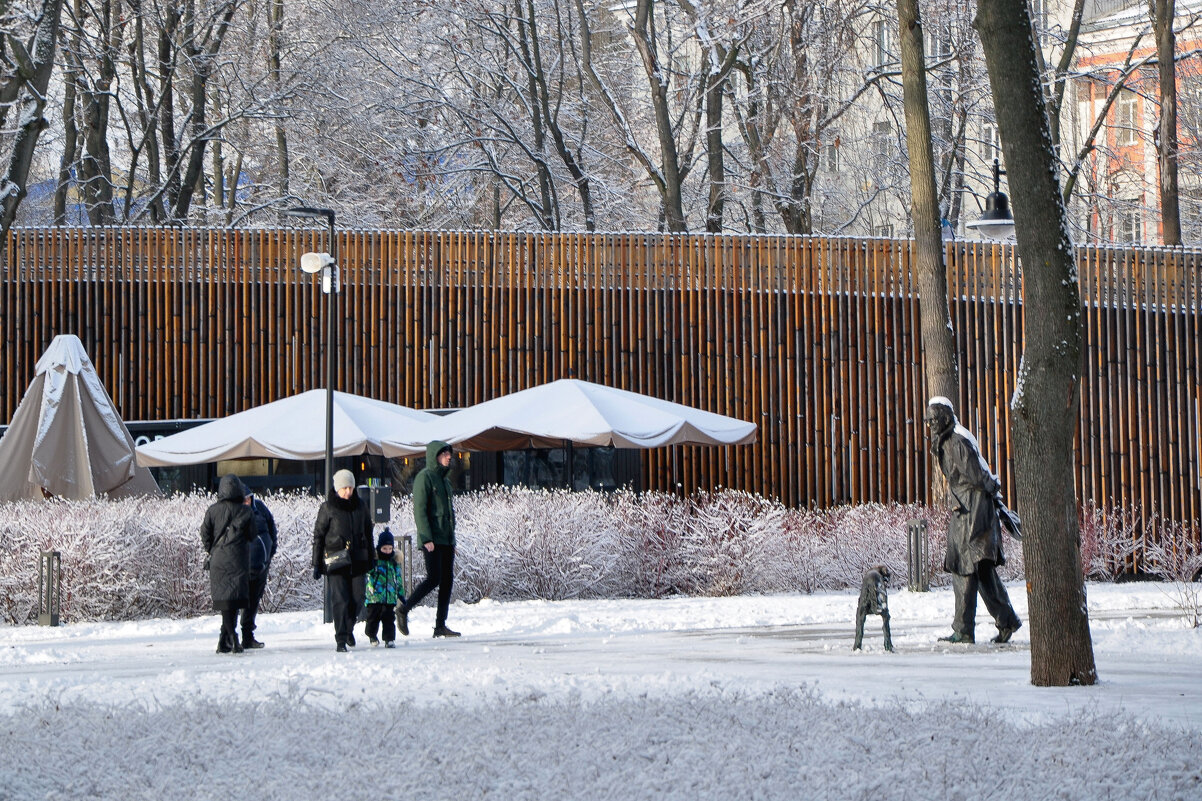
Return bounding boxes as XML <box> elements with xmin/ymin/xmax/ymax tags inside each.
<box><xmin>300</xmin><ymin>252</ymin><xmax>335</xmax><ymax>274</ymax></box>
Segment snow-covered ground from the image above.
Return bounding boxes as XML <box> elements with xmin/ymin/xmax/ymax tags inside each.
<box><xmin>1</xmin><ymin>582</ymin><xmax>1200</xmax><ymax>800</ymax></box>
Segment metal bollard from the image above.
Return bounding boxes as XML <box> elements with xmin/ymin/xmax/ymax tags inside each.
<box><xmin>906</xmin><ymin>518</ymin><xmax>930</xmax><ymax>592</ymax></box>
<box><xmin>401</xmin><ymin>534</ymin><xmax>414</xmax><ymax>599</ymax></box>
<box><xmin>38</xmin><ymin>550</ymin><xmax>62</xmax><ymax>626</ymax></box>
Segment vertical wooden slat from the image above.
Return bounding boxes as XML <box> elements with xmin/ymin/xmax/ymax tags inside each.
<box><xmin>0</xmin><ymin>228</ymin><xmax>1198</xmax><ymax>542</ymax></box>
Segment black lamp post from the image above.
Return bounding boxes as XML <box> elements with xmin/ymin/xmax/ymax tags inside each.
<box><xmin>966</xmin><ymin>158</ymin><xmax>1016</xmax><ymax>241</ymax></box>
<box><xmin>285</xmin><ymin>206</ymin><xmax>338</xmax><ymax>493</ymax></box>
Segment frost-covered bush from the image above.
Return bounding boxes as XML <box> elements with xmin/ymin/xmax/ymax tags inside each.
<box><xmin>0</xmin><ymin>492</ymin><xmax>323</xmax><ymax>624</ymax></box>
<box><xmin>2</xmin><ymin>487</ymin><xmax>1162</xmax><ymax>625</ymax></box>
<box><xmin>452</xmin><ymin>487</ymin><xmax>629</xmax><ymax>602</ymax></box>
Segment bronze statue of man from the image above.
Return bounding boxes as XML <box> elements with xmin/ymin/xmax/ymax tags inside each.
<box><xmin>925</xmin><ymin>397</ymin><xmax>1022</xmax><ymax>644</ymax></box>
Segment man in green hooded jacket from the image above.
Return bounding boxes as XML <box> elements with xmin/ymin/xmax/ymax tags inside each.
<box><xmin>398</xmin><ymin>440</ymin><xmax>461</xmax><ymax>638</ymax></box>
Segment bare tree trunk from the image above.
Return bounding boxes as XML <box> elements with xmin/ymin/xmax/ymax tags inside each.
<box><xmin>631</xmin><ymin>0</ymin><xmax>688</xmax><ymax>232</ymax></box>
<box><xmin>0</xmin><ymin>0</ymin><xmax>64</xmax><ymax>233</ymax></box>
<box><xmin>898</xmin><ymin>0</ymin><xmax>959</xmax><ymax>405</ymax></box>
<box><xmin>170</xmin><ymin>1</ymin><xmax>238</xmax><ymax>221</ymax></box>
<box><xmin>975</xmin><ymin>0</ymin><xmax>1097</xmax><ymax>687</ymax></box>
<box><xmin>702</xmin><ymin>46</ymin><xmax>737</xmax><ymax>233</ymax></box>
<box><xmin>76</xmin><ymin>0</ymin><xmax>119</xmax><ymax>224</ymax></box>
<box><xmin>1151</xmin><ymin>0</ymin><xmax>1182</xmax><ymax>245</ymax></box>
<box><xmin>55</xmin><ymin>11</ymin><xmax>81</xmax><ymax>225</ymax></box>
<box><xmin>514</xmin><ymin>0</ymin><xmax>557</xmax><ymax>229</ymax></box>
<box><xmin>159</xmin><ymin>13</ymin><xmax>180</xmax><ymax>216</ymax></box>
<box><xmin>268</xmin><ymin>0</ymin><xmax>290</xmax><ymax>205</ymax></box>
<box><xmin>225</xmin><ymin>149</ymin><xmax>243</xmax><ymax>225</ymax></box>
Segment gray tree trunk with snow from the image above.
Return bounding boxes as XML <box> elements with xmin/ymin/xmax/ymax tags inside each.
<box><xmin>974</xmin><ymin>0</ymin><xmax>1097</xmax><ymax>687</ymax></box>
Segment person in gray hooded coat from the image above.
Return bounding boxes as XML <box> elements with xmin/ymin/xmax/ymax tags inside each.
<box><xmin>199</xmin><ymin>474</ymin><xmax>256</xmax><ymax>653</ymax></box>
<box><xmin>925</xmin><ymin>397</ymin><xmax>1022</xmax><ymax>645</ymax></box>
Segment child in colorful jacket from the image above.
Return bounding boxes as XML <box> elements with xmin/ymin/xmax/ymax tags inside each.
<box><xmin>364</xmin><ymin>529</ymin><xmax>404</xmax><ymax>647</ymax></box>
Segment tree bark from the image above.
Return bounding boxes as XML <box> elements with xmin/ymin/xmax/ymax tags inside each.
<box><xmin>701</xmin><ymin>45</ymin><xmax>737</xmax><ymax>233</ymax></box>
<box><xmin>515</xmin><ymin>0</ymin><xmax>558</xmax><ymax>229</ymax></box>
<box><xmin>55</xmin><ymin>5</ymin><xmax>81</xmax><ymax>226</ymax></box>
<box><xmin>631</xmin><ymin>0</ymin><xmax>688</xmax><ymax>232</ymax></box>
<box><xmin>77</xmin><ymin>0</ymin><xmax>118</xmax><ymax>226</ymax></box>
<box><xmin>268</xmin><ymin>0</ymin><xmax>290</xmax><ymax>206</ymax></box>
<box><xmin>975</xmin><ymin>0</ymin><xmax>1097</xmax><ymax>687</ymax></box>
<box><xmin>170</xmin><ymin>1</ymin><xmax>238</xmax><ymax>221</ymax></box>
<box><xmin>0</xmin><ymin>0</ymin><xmax>64</xmax><ymax>233</ymax></box>
<box><xmin>1151</xmin><ymin>0</ymin><xmax>1181</xmax><ymax>245</ymax></box>
<box><xmin>897</xmin><ymin>0</ymin><xmax>959</xmax><ymax>404</ymax></box>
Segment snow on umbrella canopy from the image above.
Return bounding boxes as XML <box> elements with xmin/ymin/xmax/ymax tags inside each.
<box><xmin>135</xmin><ymin>389</ymin><xmax>438</xmax><ymax>466</ymax></box>
<box><xmin>380</xmin><ymin>379</ymin><xmax>757</xmax><ymax>455</ymax></box>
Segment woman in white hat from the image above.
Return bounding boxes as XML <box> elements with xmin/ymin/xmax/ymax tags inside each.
<box><xmin>311</xmin><ymin>469</ymin><xmax>373</xmax><ymax>651</ymax></box>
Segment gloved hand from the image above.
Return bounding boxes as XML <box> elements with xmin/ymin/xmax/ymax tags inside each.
<box><xmin>312</xmin><ymin>566</ymin><xmax>322</xmax><ymax>581</ymax></box>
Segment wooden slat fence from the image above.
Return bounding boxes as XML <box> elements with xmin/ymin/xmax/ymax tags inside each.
<box><xmin>1</xmin><ymin>228</ymin><xmax>1198</xmax><ymax>535</ymax></box>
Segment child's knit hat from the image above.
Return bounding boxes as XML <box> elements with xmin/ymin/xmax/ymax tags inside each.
<box><xmin>377</xmin><ymin>529</ymin><xmax>395</xmax><ymax>549</ymax></box>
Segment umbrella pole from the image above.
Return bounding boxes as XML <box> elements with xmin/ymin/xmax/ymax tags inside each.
<box><xmin>565</xmin><ymin>440</ymin><xmax>574</xmax><ymax>490</ymax></box>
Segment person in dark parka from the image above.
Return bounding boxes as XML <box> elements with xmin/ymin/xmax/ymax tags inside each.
<box><xmin>199</xmin><ymin>474</ymin><xmax>256</xmax><ymax>653</ymax></box>
<box><xmin>398</xmin><ymin>440</ymin><xmax>460</xmax><ymax>638</ymax></box>
<box><xmin>311</xmin><ymin>469</ymin><xmax>373</xmax><ymax>652</ymax></box>
<box><xmin>925</xmin><ymin>397</ymin><xmax>1022</xmax><ymax>644</ymax></box>
<box><xmin>241</xmin><ymin>492</ymin><xmax>277</xmax><ymax>649</ymax></box>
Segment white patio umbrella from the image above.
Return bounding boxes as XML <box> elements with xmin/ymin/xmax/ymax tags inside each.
<box><xmin>135</xmin><ymin>389</ymin><xmax>437</xmax><ymax>467</ymax></box>
<box><xmin>380</xmin><ymin>378</ymin><xmax>756</xmax><ymax>455</ymax></box>
<box><xmin>0</xmin><ymin>335</ymin><xmax>159</xmax><ymax>501</ymax></box>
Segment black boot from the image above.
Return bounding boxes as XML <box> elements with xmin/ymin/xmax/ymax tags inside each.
<box><xmin>991</xmin><ymin>621</ymin><xmax>1022</xmax><ymax>643</ymax></box>
<box><xmin>397</xmin><ymin>605</ymin><xmax>409</xmax><ymax>637</ymax></box>
<box><xmin>433</xmin><ymin>625</ymin><xmax>461</xmax><ymax>638</ymax></box>
<box><xmin>243</xmin><ymin>634</ymin><xmax>265</xmax><ymax>649</ymax></box>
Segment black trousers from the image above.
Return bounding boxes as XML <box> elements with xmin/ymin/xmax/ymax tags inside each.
<box><xmin>328</xmin><ymin>572</ymin><xmax>361</xmax><ymax>646</ymax></box>
<box><xmin>242</xmin><ymin>572</ymin><xmax>267</xmax><ymax>638</ymax></box>
<box><xmin>364</xmin><ymin>603</ymin><xmax>397</xmax><ymax>642</ymax></box>
<box><xmin>219</xmin><ymin>609</ymin><xmax>240</xmax><ymax>650</ymax></box>
<box><xmin>952</xmin><ymin>560</ymin><xmax>1021</xmax><ymax>638</ymax></box>
<box><xmin>403</xmin><ymin>544</ymin><xmax>455</xmax><ymax>628</ymax></box>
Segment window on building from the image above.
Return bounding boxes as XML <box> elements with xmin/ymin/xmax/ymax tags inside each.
<box><xmin>873</xmin><ymin>223</ymin><xmax>895</xmax><ymax>239</ymax></box>
<box><xmin>825</xmin><ymin>138</ymin><xmax>841</xmax><ymax>172</ymax></box>
<box><xmin>926</xmin><ymin>21</ymin><xmax>952</xmax><ymax>60</ymax></box>
<box><xmin>982</xmin><ymin>122</ymin><xmax>999</xmax><ymax>163</ymax></box>
<box><xmin>873</xmin><ymin>121</ymin><xmax>892</xmax><ymax>162</ymax></box>
<box><xmin>1115</xmin><ymin>89</ymin><xmax>1139</xmax><ymax>146</ymax></box>
<box><xmin>873</xmin><ymin>19</ymin><xmax>891</xmax><ymax>68</ymax></box>
<box><xmin>1117</xmin><ymin>201</ymin><xmax>1142</xmax><ymax>243</ymax></box>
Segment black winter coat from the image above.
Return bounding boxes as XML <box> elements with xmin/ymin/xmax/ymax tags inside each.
<box><xmin>200</xmin><ymin>474</ymin><xmax>255</xmax><ymax>610</ymax></box>
<box><xmin>312</xmin><ymin>490</ymin><xmax>372</xmax><ymax>577</ymax></box>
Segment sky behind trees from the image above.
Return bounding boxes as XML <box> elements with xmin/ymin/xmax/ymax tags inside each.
<box><xmin>0</xmin><ymin>0</ymin><xmax>1197</xmax><ymax>241</ymax></box>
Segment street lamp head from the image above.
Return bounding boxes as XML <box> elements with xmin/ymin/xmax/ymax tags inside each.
<box><xmin>300</xmin><ymin>252</ymin><xmax>335</xmax><ymax>274</ymax></box>
<box><xmin>966</xmin><ymin>191</ymin><xmax>1016</xmax><ymax>241</ymax></box>
<box><xmin>966</xmin><ymin>159</ymin><xmax>1015</xmax><ymax>241</ymax></box>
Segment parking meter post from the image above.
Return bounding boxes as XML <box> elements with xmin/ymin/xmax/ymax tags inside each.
<box><xmin>402</xmin><ymin>534</ymin><xmax>414</xmax><ymax>600</ymax></box>
<box><xmin>38</xmin><ymin>550</ymin><xmax>61</xmax><ymax>626</ymax></box>
<box><xmin>906</xmin><ymin>518</ymin><xmax>930</xmax><ymax>592</ymax></box>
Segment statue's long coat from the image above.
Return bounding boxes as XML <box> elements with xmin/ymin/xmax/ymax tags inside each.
<box><xmin>933</xmin><ymin>425</ymin><xmax>1005</xmax><ymax>576</ymax></box>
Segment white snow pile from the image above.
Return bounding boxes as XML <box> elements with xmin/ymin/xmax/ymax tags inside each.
<box><xmin>2</xmin><ymin>583</ymin><xmax>1200</xmax><ymax>800</ymax></box>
